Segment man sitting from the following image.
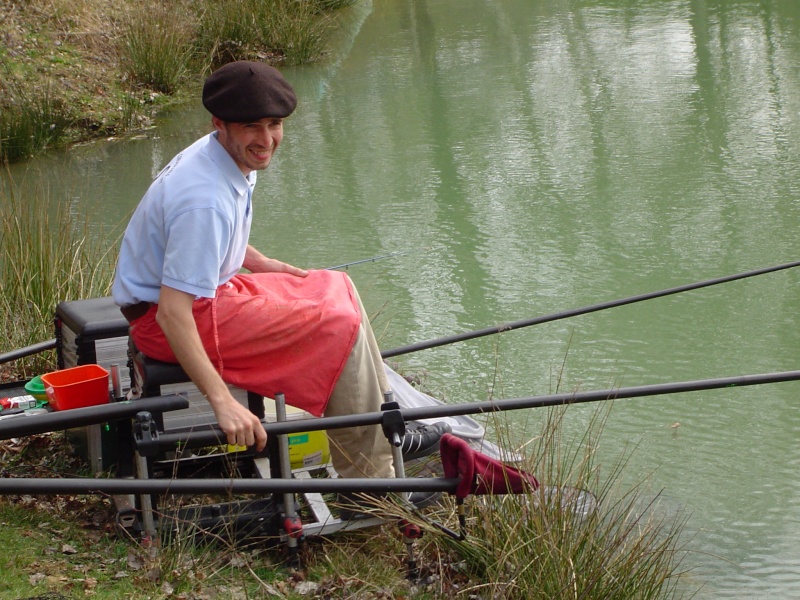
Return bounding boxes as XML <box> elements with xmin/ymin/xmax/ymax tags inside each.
<box><xmin>113</xmin><ymin>61</ymin><xmax>428</xmax><ymax>486</ymax></box>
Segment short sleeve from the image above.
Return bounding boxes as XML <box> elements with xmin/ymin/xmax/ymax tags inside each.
<box><xmin>162</xmin><ymin>207</ymin><xmax>233</xmax><ymax>297</ymax></box>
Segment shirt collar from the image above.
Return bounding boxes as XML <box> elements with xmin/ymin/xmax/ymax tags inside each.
<box><xmin>207</xmin><ymin>132</ymin><xmax>256</xmax><ymax>197</ymax></box>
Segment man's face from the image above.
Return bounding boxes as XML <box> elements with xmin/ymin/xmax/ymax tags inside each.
<box><xmin>213</xmin><ymin>116</ymin><xmax>284</xmax><ymax>175</ymax></box>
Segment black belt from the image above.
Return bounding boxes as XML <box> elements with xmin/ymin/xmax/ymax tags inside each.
<box><xmin>120</xmin><ymin>301</ymin><xmax>154</xmax><ymax>323</ymax></box>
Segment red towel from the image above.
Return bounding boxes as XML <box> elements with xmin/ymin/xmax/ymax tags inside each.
<box><xmin>129</xmin><ymin>269</ymin><xmax>361</xmax><ymax>416</ymax></box>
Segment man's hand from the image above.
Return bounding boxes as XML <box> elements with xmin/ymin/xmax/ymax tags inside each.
<box><xmin>243</xmin><ymin>245</ymin><xmax>308</xmax><ymax>277</ymax></box>
<box><xmin>210</xmin><ymin>392</ymin><xmax>268</xmax><ymax>451</ymax></box>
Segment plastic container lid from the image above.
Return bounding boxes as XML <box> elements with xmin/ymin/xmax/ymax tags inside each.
<box><xmin>24</xmin><ymin>375</ymin><xmax>48</xmax><ymax>404</ymax></box>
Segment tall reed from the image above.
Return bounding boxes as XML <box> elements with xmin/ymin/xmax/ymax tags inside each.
<box><xmin>426</xmin><ymin>406</ymin><xmax>693</xmax><ymax>599</ymax></box>
<box><xmin>194</xmin><ymin>0</ymin><xmax>339</xmax><ymax>67</ymax></box>
<box><xmin>119</xmin><ymin>2</ymin><xmax>196</xmax><ymax>94</ymax></box>
<box><xmin>0</xmin><ymin>74</ymin><xmax>73</xmax><ymax>164</ymax></box>
<box><xmin>0</xmin><ymin>174</ymin><xmax>119</xmax><ymax>376</ymax></box>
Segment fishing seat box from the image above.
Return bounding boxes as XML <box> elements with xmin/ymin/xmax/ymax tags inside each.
<box><xmin>54</xmin><ymin>295</ymin><xmax>248</xmax><ymax>431</ymax></box>
<box><xmin>54</xmin><ymin>296</ymin><xmax>326</xmax><ymax>474</ymax></box>
<box><xmin>54</xmin><ymin>296</ymin><xmax>130</xmax><ymax>472</ymax></box>
<box><xmin>53</xmin><ymin>296</ymin><xmax>237</xmax><ymax>470</ymax></box>
<box><xmin>55</xmin><ymin>296</ymin><xmax>130</xmax><ymax>386</ymax></box>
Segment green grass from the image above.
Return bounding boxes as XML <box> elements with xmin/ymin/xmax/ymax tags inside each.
<box><xmin>193</xmin><ymin>0</ymin><xmax>329</xmax><ymax>67</ymax></box>
<box><xmin>0</xmin><ymin>491</ymin><xmax>293</xmax><ymax>599</ymax></box>
<box><xmin>119</xmin><ymin>3</ymin><xmax>196</xmax><ymax>94</ymax></box>
<box><xmin>120</xmin><ymin>0</ymin><xmax>361</xmax><ymax>88</ymax></box>
<box><xmin>423</xmin><ymin>407</ymin><xmax>693</xmax><ymax>599</ymax></box>
<box><xmin>0</xmin><ymin>500</ymin><xmax>139</xmax><ymax>598</ymax></box>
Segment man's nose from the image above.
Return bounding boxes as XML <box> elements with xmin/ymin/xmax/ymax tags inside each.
<box><xmin>255</xmin><ymin>126</ymin><xmax>273</xmax><ymax>147</ymax></box>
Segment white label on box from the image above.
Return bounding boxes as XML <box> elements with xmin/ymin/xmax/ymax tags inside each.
<box><xmin>9</xmin><ymin>395</ymin><xmax>37</xmax><ymax>409</ymax></box>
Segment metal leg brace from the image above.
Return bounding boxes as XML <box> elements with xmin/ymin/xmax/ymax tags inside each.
<box><xmin>381</xmin><ymin>391</ymin><xmax>423</xmax><ymax>579</ymax></box>
<box><xmin>274</xmin><ymin>393</ymin><xmax>303</xmax><ymax>568</ymax></box>
<box><xmin>133</xmin><ymin>411</ymin><xmax>159</xmax><ymax>558</ymax></box>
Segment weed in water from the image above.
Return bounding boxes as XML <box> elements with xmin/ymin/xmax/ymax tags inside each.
<box><xmin>0</xmin><ymin>172</ymin><xmax>119</xmax><ymax>377</ymax></box>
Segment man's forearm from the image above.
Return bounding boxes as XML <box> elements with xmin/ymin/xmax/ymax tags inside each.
<box><xmin>156</xmin><ymin>287</ymin><xmax>229</xmax><ymax>402</ymax></box>
<box><xmin>243</xmin><ymin>245</ymin><xmax>271</xmax><ymax>272</ymax></box>
<box><xmin>243</xmin><ymin>245</ymin><xmax>309</xmax><ymax>277</ymax></box>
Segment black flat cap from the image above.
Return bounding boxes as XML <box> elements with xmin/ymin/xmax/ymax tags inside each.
<box><xmin>202</xmin><ymin>61</ymin><xmax>297</xmax><ymax>122</ymax></box>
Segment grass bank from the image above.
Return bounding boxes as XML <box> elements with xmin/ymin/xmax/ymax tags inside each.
<box><xmin>0</xmin><ymin>407</ymin><xmax>694</xmax><ymax>599</ymax></box>
<box><xmin>0</xmin><ymin>0</ymin><xmax>357</xmax><ymax>163</ymax></box>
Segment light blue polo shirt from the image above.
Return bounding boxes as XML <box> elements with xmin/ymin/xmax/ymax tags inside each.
<box><xmin>112</xmin><ymin>132</ymin><xmax>255</xmax><ymax>306</ymax></box>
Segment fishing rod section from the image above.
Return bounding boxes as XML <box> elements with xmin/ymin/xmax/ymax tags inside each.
<box><xmin>382</xmin><ymin>259</ymin><xmax>800</xmax><ymax>358</ymax></box>
<box><xmin>0</xmin><ymin>475</ymin><xmax>459</xmax><ymax>496</ymax></box>
<box><xmin>2</xmin><ymin>261</ymin><xmax>795</xmax><ymax>365</ymax></box>
<box><xmin>142</xmin><ymin>368</ymin><xmax>800</xmax><ymax>456</ymax></box>
<box><xmin>0</xmin><ymin>339</ymin><xmax>57</xmax><ymax>366</ymax></box>
<box><xmin>0</xmin><ymin>394</ymin><xmax>189</xmax><ymax>441</ymax></box>
<box><xmin>324</xmin><ymin>250</ymin><xmax>409</xmax><ymax>271</ymax></box>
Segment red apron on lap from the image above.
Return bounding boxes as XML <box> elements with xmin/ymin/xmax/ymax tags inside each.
<box><xmin>129</xmin><ymin>270</ymin><xmax>361</xmax><ymax>417</ymax></box>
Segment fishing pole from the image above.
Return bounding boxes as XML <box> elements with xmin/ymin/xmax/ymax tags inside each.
<box><xmin>0</xmin><ymin>395</ymin><xmax>189</xmax><ymax>441</ymax></box>
<box><xmin>0</xmin><ymin>475</ymin><xmax>457</xmax><ymax>496</ymax></box>
<box><xmin>146</xmin><ymin>368</ymin><xmax>800</xmax><ymax>453</ymax></box>
<box><xmin>325</xmin><ymin>251</ymin><xmax>409</xmax><ymax>271</ymax></box>
<box><xmin>4</xmin><ymin>259</ymin><xmax>795</xmax><ymax>367</ymax></box>
<box><xmin>381</xmin><ymin>259</ymin><xmax>800</xmax><ymax>358</ymax></box>
<box><xmin>7</xmin><ymin>371</ymin><xmax>800</xmax><ymax>495</ymax></box>
<box><xmin>0</xmin><ymin>339</ymin><xmax>57</xmax><ymax>365</ymax></box>
<box><xmin>2</xmin><ymin>369</ymin><xmax>798</xmax><ymax>496</ymax></box>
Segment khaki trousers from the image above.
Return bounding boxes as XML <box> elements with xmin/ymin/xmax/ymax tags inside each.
<box><xmin>323</xmin><ymin>290</ymin><xmax>394</xmax><ymax>479</ymax></box>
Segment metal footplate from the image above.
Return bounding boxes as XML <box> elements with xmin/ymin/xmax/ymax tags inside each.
<box><xmin>265</xmin><ymin>394</ymin><xmax>384</xmax><ymax>545</ymax></box>
<box><xmin>254</xmin><ymin>458</ymin><xmax>385</xmax><ymax>539</ymax></box>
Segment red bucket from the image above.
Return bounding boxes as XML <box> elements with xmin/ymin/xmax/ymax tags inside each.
<box><xmin>41</xmin><ymin>364</ymin><xmax>110</xmax><ymax>411</ymax></box>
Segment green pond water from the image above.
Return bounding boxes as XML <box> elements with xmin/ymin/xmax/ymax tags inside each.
<box><xmin>8</xmin><ymin>0</ymin><xmax>800</xmax><ymax>596</ymax></box>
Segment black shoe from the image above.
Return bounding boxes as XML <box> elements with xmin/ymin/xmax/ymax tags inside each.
<box><xmin>401</xmin><ymin>421</ymin><xmax>452</xmax><ymax>461</ymax></box>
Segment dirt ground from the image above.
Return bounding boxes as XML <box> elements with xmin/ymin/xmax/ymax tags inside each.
<box><xmin>1</xmin><ymin>0</ymin><xmax>177</xmax><ymax>140</ymax></box>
